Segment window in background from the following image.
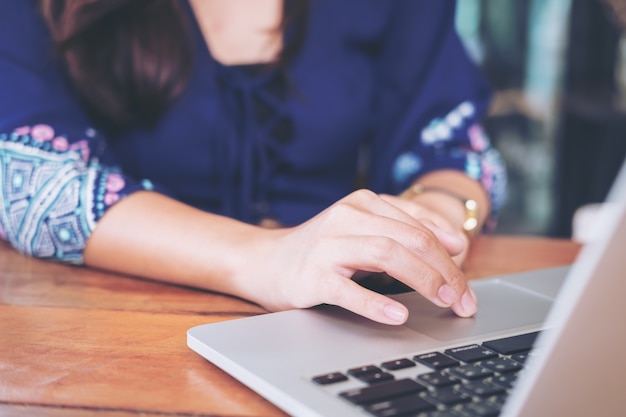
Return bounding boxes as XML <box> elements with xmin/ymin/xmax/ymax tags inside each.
<box><xmin>457</xmin><ymin>0</ymin><xmax>626</xmax><ymax>237</ymax></box>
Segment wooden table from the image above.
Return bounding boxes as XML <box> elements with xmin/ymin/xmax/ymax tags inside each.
<box><xmin>0</xmin><ymin>236</ymin><xmax>581</xmax><ymax>417</ymax></box>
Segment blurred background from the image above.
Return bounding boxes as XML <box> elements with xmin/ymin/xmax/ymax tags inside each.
<box><xmin>455</xmin><ymin>0</ymin><xmax>626</xmax><ymax>238</ymax></box>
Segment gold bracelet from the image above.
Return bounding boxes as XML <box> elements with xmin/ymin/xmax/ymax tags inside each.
<box><xmin>403</xmin><ymin>183</ymin><xmax>480</xmax><ymax>235</ymax></box>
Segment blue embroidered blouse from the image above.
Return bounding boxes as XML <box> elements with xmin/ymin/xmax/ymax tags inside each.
<box><xmin>0</xmin><ymin>0</ymin><xmax>507</xmax><ymax>264</ymax></box>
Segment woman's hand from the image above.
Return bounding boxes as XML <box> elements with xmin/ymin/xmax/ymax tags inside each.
<box><xmin>84</xmin><ymin>189</ymin><xmax>477</xmax><ymax>326</ymax></box>
<box><xmin>379</xmin><ymin>193</ymin><xmax>471</xmax><ymax>266</ymax></box>
<box><xmin>233</xmin><ymin>189</ymin><xmax>477</xmax><ymax>325</ymax></box>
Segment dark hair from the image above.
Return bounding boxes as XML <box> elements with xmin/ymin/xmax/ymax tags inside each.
<box><xmin>39</xmin><ymin>0</ymin><xmax>309</xmax><ymax>131</ymax></box>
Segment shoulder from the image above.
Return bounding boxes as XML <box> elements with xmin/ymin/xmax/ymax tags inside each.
<box><xmin>0</xmin><ymin>0</ymin><xmax>52</xmax><ymax>58</ymax></box>
<box><xmin>310</xmin><ymin>0</ymin><xmax>456</xmax><ymax>27</ymax></box>
<box><xmin>0</xmin><ymin>0</ymin><xmax>46</xmax><ymax>29</ymax></box>
<box><xmin>305</xmin><ymin>0</ymin><xmax>457</xmax><ymax>51</ymax></box>
<box><xmin>383</xmin><ymin>0</ymin><xmax>458</xmax><ymax>41</ymax></box>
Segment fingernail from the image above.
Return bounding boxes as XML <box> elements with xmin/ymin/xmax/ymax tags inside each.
<box><xmin>437</xmin><ymin>284</ymin><xmax>457</xmax><ymax>306</ymax></box>
<box><xmin>384</xmin><ymin>304</ymin><xmax>408</xmax><ymax>323</ymax></box>
<box><xmin>461</xmin><ymin>289</ymin><xmax>477</xmax><ymax>316</ymax></box>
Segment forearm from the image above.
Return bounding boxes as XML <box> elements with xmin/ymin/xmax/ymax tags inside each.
<box><xmin>83</xmin><ymin>188</ymin><xmax>480</xmax><ymax>323</ymax></box>
<box><xmin>83</xmin><ymin>191</ymin><xmax>271</xmax><ymax>297</ymax></box>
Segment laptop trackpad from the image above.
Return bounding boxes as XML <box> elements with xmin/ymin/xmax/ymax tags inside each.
<box><xmin>393</xmin><ymin>279</ymin><xmax>555</xmax><ymax>342</ymax></box>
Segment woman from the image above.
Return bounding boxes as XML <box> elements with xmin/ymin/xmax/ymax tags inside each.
<box><xmin>0</xmin><ymin>0</ymin><xmax>506</xmax><ymax>325</ymax></box>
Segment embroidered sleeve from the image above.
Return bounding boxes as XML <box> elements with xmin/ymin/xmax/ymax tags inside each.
<box><xmin>392</xmin><ymin>101</ymin><xmax>508</xmax><ymax>228</ymax></box>
<box><xmin>368</xmin><ymin>1</ymin><xmax>507</xmax><ymax>228</ymax></box>
<box><xmin>0</xmin><ymin>124</ymin><xmax>153</xmax><ymax>264</ymax></box>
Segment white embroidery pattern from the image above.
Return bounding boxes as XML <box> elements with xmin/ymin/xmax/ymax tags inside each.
<box><xmin>0</xmin><ymin>133</ymin><xmax>97</xmax><ymax>263</ymax></box>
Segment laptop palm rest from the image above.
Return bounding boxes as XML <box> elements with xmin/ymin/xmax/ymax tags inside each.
<box><xmin>394</xmin><ymin>265</ymin><xmax>570</xmax><ymax>341</ymax></box>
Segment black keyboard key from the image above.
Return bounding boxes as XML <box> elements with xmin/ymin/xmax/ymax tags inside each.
<box><xmin>423</xmin><ymin>412</ymin><xmax>462</xmax><ymax>417</ymax></box>
<box><xmin>457</xmin><ymin>401</ymin><xmax>501</xmax><ymax>417</ymax></box>
<box><xmin>489</xmin><ymin>393</ymin><xmax>509</xmax><ymax>407</ymax></box>
<box><xmin>348</xmin><ymin>365</ymin><xmax>383</xmax><ymax>377</ymax></box>
<box><xmin>511</xmin><ymin>352</ymin><xmax>530</xmax><ymax>364</ymax></box>
<box><xmin>357</xmin><ymin>371</ymin><xmax>395</xmax><ymax>384</ymax></box>
<box><xmin>491</xmin><ymin>372</ymin><xmax>519</xmax><ymax>390</ymax></box>
<box><xmin>418</xmin><ymin>371</ymin><xmax>458</xmax><ymax>387</ymax></box>
<box><xmin>423</xmin><ymin>386</ymin><xmax>472</xmax><ymax>406</ymax></box>
<box><xmin>312</xmin><ymin>372</ymin><xmax>348</xmax><ymax>385</ymax></box>
<box><xmin>414</xmin><ymin>352</ymin><xmax>459</xmax><ymax>369</ymax></box>
<box><xmin>339</xmin><ymin>378</ymin><xmax>426</xmax><ymax>405</ymax></box>
<box><xmin>458</xmin><ymin>380</ymin><xmax>506</xmax><ymax>397</ymax></box>
<box><xmin>381</xmin><ymin>358</ymin><xmax>416</xmax><ymax>371</ymax></box>
<box><xmin>481</xmin><ymin>357</ymin><xmax>523</xmax><ymax>373</ymax></box>
<box><xmin>448</xmin><ymin>364</ymin><xmax>494</xmax><ymax>380</ymax></box>
<box><xmin>482</xmin><ymin>332</ymin><xmax>540</xmax><ymax>355</ymax></box>
<box><xmin>444</xmin><ymin>345</ymin><xmax>499</xmax><ymax>363</ymax></box>
<box><xmin>365</xmin><ymin>394</ymin><xmax>436</xmax><ymax>417</ymax></box>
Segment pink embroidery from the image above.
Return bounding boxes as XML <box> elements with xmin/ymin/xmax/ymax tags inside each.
<box><xmin>104</xmin><ymin>193</ymin><xmax>120</xmax><ymax>206</ymax></box>
<box><xmin>69</xmin><ymin>140</ymin><xmax>90</xmax><ymax>162</ymax></box>
<box><xmin>51</xmin><ymin>137</ymin><xmax>69</xmax><ymax>151</ymax></box>
<box><xmin>105</xmin><ymin>174</ymin><xmax>125</xmax><ymax>193</ymax></box>
<box><xmin>481</xmin><ymin>161</ymin><xmax>496</xmax><ymax>190</ymax></box>
<box><xmin>31</xmin><ymin>124</ymin><xmax>55</xmax><ymax>142</ymax></box>
<box><xmin>14</xmin><ymin>126</ymin><xmax>31</xmax><ymax>136</ymax></box>
<box><xmin>468</xmin><ymin>124</ymin><xmax>489</xmax><ymax>152</ymax></box>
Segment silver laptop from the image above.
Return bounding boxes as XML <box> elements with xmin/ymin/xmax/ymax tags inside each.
<box><xmin>188</xmin><ymin>159</ymin><xmax>626</xmax><ymax>417</ymax></box>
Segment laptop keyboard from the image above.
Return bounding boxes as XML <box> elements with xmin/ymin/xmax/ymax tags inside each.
<box><xmin>311</xmin><ymin>331</ymin><xmax>539</xmax><ymax>417</ymax></box>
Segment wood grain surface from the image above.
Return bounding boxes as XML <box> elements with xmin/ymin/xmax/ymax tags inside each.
<box><xmin>0</xmin><ymin>236</ymin><xmax>581</xmax><ymax>417</ymax></box>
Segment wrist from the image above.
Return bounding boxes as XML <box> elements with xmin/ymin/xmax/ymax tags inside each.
<box><xmin>227</xmin><ymin>226</ymin><xmax>289</xmax><ymax>302</ymax></box>
<box><xmin>402</xmin><ymin>184</ymin><xmax>480</xmax><ymax>237</ymax></box>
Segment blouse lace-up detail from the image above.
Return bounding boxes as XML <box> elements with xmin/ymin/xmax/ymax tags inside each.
<box><xmin>212</xmin><ymin>63</ymin><xmax>292</xmax><ymax>224</ymax></box>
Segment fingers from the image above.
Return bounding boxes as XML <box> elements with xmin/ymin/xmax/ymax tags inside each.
<box><xmin>340</xmin><ymin>192</ymin><xmax>472</xmax><ymax>306</ymax></box>
<box><xmin>417</xmin><ymin>217</ymin><xmax>466</xmax><ymax>258</ymax></box>
<box><xmin>379</xmin><ymin>194</ymin><xmax>466</xmax><ymax>256</ymax></box>
<box><xmin>375</xmin><ymin>192</ymin><xmax>475</xmax><ymax>315</ymax></box>
<box><xmin>450</xmin><ymin>285</ymin><xmax>478</xmax><ymax>318</ymax></box>
<box><xmin>323</xmin><ymin>274</ymin><xmax>409</xmax><ymax>325</ymax></box>
<box><xmin>278</xmin><ymin>189</ymin><xmax>477</xmax><ymax>321</ymax></box>
<box><xmin>332</xmin><ymin>232</ymin><xmax>475</xmax><ymax>317</ymax></box>
<box><xmin>320</xmin><ymin>247</ymin><xmax>477</xmax><ymax>325</ymax></box>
